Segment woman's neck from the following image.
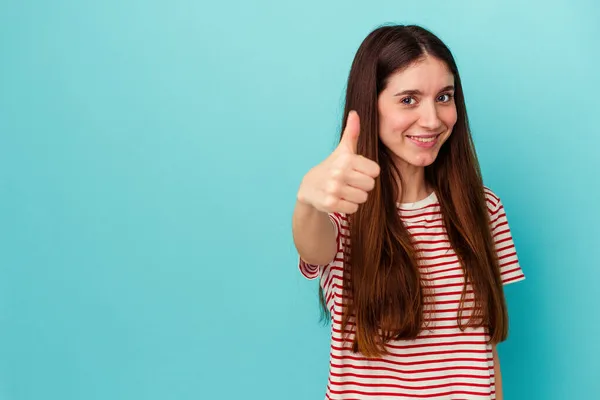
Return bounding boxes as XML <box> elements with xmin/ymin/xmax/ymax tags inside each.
<box><xmin>395</xmin><ymin>162</ymin><xmax>432</xmax><ymax>204</ymax></box>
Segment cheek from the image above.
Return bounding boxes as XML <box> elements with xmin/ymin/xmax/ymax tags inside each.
<box><xmin>381</xmin><ymin>111</ymin><xmax>416</xmax><ymax>136</ymax></box>
<box><xmin>441</xmin><ymin>107</ymin><xmax>458</xmax><ymax>129</ymax></box>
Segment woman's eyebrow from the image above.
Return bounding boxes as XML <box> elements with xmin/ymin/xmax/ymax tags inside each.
<box><xmin>394</xmin><ymin>85</ymin><xmax>455</xmax><ymax>96</ymax></box>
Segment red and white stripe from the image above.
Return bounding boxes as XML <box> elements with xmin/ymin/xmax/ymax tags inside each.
<box><xmin>299</xmin><ymin>187</ymin><xmax>525</xmax><ymax>399</ymax></box>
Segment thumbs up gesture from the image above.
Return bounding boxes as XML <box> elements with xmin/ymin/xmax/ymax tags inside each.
<box><xmin>297</xmin><ymin>111</ymin><xmax>381</xmax><ymax>214</ymax></box>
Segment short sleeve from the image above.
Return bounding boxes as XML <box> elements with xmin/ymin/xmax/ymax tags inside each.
<box><xmin>485</xmin><ymin>189</ymin><xmax>526</xmax><ymax>285</ymax></box>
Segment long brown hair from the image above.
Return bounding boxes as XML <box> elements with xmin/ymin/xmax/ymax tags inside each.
<box><xmin>322</xmin><ymin>24</ymin><xmax>509</xmax><ymax>357</ymax></box>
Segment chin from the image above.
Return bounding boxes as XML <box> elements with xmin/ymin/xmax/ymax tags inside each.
<box><xmin>412</xmin><ymin>154</ymin><xmax>438</xmax><ymax>166</ymax></box>
<box><xmin>397</xmin><ymin>151</ymin><xmax>439</xmax><ymax>168</ymax></box>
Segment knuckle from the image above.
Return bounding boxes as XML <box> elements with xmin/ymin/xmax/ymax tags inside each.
<box><xmin>323</xmin><ymin>195</ymin><xmax>338</xmax><ymax>209</ymax></box>
<box><xmin>367</xmin><ymin>177</ymin><xmax>376</xmax><ymax>190</ymax></box>
<box><xmin>325</xmin><ymin>180</ymin><xmax>341</xmax><ymax>196</ymax></box>
<box><xmin>373</xmin><ymin>163</ymin><xmax>381</xmax><ymax>176</ymax></box>
<box><xmin>330</xmin><ymin>167</ymin><xmax>344</xmax><ymax>180</ymax></box>
<box><xmin>359</xmin><ymin>191</ymin><xmax>369</xmax><ymax>203</ymax></box>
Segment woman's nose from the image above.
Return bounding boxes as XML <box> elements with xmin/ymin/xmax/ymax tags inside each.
<box><xmin>418</xmin><ymin>102</ymin><xmax>443</xmax><ymax>131</ymax></box>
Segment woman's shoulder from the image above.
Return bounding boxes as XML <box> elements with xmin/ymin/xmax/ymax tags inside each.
<box><xmin>482</xmin><ymin>186</ymin><xmax>505</xmax><ymax>215</ymax></box>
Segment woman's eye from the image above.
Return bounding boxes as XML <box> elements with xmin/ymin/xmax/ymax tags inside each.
<box><xmin>402</xmin><ymin>97</ymin><xmax>416</xmax><ymax>105</ymax></box>
<box><xmin>438</xmin><ymin>93</ymin><xmax>454</xmax><ymax>102</ymax></box>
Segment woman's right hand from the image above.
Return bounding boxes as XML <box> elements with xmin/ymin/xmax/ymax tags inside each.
<box><xmin>297</xmin><ymin>111</ymin><xmax>381</xmax><ymax>215</ymax></box>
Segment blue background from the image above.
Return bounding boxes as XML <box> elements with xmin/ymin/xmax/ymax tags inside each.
<box><xmin>1</xmin><ymin>1</ymin><xmax>599</xmax><ymax>399</ymax></box>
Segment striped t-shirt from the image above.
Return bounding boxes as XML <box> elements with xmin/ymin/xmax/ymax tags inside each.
<box><xmin>299</xmin><ymin>188</ymin><xmax>525</xmax><ymax>400</ymax></box>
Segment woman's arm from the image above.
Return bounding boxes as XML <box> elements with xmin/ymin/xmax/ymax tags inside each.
<box><xmin>293</xmin><ymin>112</ymin><xmax>379</xmax><ymax>266</ymax></box>
<box><xmin>493</xmin><ymin>344</ymin><xmax>503</xmax><ymax>400</ymax></box>
<box><xmin>292</xmin><ymin>200</ymin><xmax>338</xmax><ymax>266</ymax></box>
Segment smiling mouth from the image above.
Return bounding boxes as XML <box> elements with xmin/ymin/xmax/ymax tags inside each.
<box><xmin>405</xmin><ymin>133</ymin><xmax>441</xmax><ymax>143</ymax></box>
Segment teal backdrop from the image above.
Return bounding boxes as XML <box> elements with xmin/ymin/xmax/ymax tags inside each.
<box><xmin>1</xmin><ymin>1</ymin><xmax>599</xmax><ymax>399</ymax></box>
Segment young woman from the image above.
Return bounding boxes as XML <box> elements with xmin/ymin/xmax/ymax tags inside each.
<box><xmin>292</xmin><ymin>24</ymin><xmax>525</xmax><ymax>400</ymax></box>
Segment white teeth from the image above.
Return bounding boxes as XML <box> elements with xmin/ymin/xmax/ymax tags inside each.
<box><xmin>410</xmin><ymin>136</ymin><xmax>437</xmax><ymax>143</ymax></box>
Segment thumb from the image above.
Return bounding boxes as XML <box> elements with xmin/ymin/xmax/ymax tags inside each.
<box><xmin>338</xmin><ymin>110</ymin><xmax>360</xmax><ymax>154</ymax></box>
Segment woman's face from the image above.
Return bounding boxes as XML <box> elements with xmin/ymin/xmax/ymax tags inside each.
<box><xmin>377</xmin><ymin>55</ymin><xmax>458</xmax><ymax>170</ymax></box>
